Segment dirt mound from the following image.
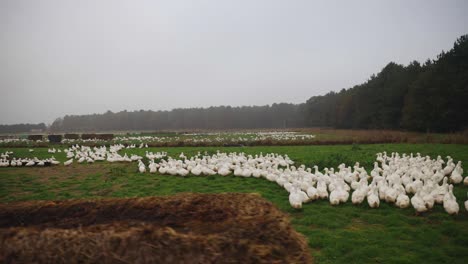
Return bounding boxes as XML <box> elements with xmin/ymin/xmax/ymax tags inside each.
<box><xmin>0</xmin><ymin>193</ymin><xmax>312</xmax><ymax>263</ymax></box>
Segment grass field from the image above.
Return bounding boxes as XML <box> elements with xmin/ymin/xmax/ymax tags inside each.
<box><xmin>1</xmin><ymin>144</ymin><xmax>468</xmax><ymax>263</ymax></box>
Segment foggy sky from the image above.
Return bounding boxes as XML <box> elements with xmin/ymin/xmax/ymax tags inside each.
<box><xmin>1</xmin><ymin>0</ymin><xmax>467</xmax><ymax>125</ymax></box>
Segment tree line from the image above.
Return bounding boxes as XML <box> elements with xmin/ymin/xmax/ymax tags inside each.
<box><xmin>0</xmin><ymin>123</ymin><xmax>46</xmax><ymax>134</ymax></box>
<box><xmin>49</xmin><ymin>104</ymin><xmax>306</xmax><ymax>132</ymax></box>
<box><xmin>304</xmin><ymin>35</ymin><xmax>468</xmax><ymax>132</ymax></box>
<box><xmin>2</xmin><ymin>35</ymin><xmax>467</xmax><ymax>133</ymax></box>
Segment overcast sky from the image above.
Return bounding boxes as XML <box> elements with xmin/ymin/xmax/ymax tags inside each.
<box><xmin>1</xmin><ymin>0</ymin><xmax>467</xmax><ymax>125</ymax></box>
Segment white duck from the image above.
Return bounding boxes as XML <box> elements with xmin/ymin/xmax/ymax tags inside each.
<box><xmin>177</xmin><ymin>167</ymin><xmax>189</xmax><ymax>177</ymax></box>
<box><xmin>289</xmin><ymin>188</ymin><xmax>303</xmax><ymax>209</ymax></box>
<box><xmin>306</xmin><ymin>186</ymin><xmax>318</xmax><ymax>201</ymax></box>
<box><xmin>443</xmin><ymin>185</ymin><xmax>459</xmax><ymax>215</ymax></box>
<box><xmin>329</xmin><ymin>187</ymin><xmax>341</xmax><ymax>205</ymax></box>
<box><xmin>158</xmin><ymin>165</ymin><xmax>167</xmax><ymax>174</ymax></box>
<box><xmin>149</xmin><ymin>162</ymin><xmax>158</xmax><ymax>173</ymax></box>
<box><xmin>316</xmin><ymin>181</ymin><xmax>329</xmax><ymax>199</ymax></box>
<box><xmin>411</xmin><ymin>190</ymin><xmax>428</xmax><ymax>214</ymax></box>
<box><xmin>385</xmin><ymin>184</ymin><xmax>398</xmax><ymax>204</ymax></box>
<box><xmin>138</xmin><ymin>162</ymin><xmax>146</xmax><ymax>173</ymax></box>
<box><xmin>395</xmin><ymin>193</ymin><xmax>410</xmax><ymax>209</ymax></box>
<box><xmin>465</xmin><ymin>193</ymin><xmax>468</xmax><ymax>212</ymax></box>
<box><xmin>64</xmin><ymin>158</ymin><xmax>73</xmax><ymax>166</ymax></box>
<box><xmin>191</xmin><ymin>165</ymin><xmax>202</xmax><ymax>176</ymax></box>
<box><xmin>443</xmin><ymin>158</ymin><xmax>455</xmax><ymax>175</ymax></box>
<box><xmin>367</xmin><ymin>186</ymin><xmax>380</xmax><ymax>208</ymax></box>
<box><xmin>218</xmin><ymin>166</ymin><xmax>231</xmax><ymax>176</ymax></box>
<box><xmin>450</xmin><ymin>168</ymin><xmax>463</xmax><ymax>184</ymax></box>
<box><xmin>433</xmin><ymin>177</ymin><xmax>448</xmax><ymax>204</ymax></box>
<box><xmin>351</xmin><ymin>187</ymin><xmax>366</xmax><ymax>205</ymax></box>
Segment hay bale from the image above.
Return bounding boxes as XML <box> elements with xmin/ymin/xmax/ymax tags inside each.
<box><xmin>64</xmin><ymin>134</ymin><xmax>79</xmax><ymax>140</ymax></box>
<box><xmin>0</xmin><ymin>193</ymin><xmax>312</xmax><ymax>264</ymax></box>
<box><xmin>27</xmin><ymin>135</ymin><xmax>43</xmax><ymax>141</ymax></box>
<box><xmin>47</xmin><ymin>134</ymin><xmax>62</xmax><ymax>143</ymax></box>
<box><xmin>96</xmin><ymin>134</ymin><xmax>114</xmax><ymax>140</ymax></box>
<box><xmin>81</xmin><ymin>133</ymin><xmax>97</xmax><ymax>140</ymax></box>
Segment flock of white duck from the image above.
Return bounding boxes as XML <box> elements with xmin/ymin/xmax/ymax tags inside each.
<box><xmin>138</xmin><ymin>151</ymin><xmax>468</xmax><ymax>215</ymax></box>
<box><xmin>1</xmin><ymin>132</ymin><xmax>315</xmax><ymax>146</ymax></box>
<box><xmin>0</xmin><ymin>150</ymin><xmax>60</xmax><ymax>167</ymax></box>
<box><xmin>62</xmin><ymin>144</ymin><xmax>165</xmax><ymax>165</ymax></box>
<box><xmin>0</xmin><ymin>144</ymin><xmax>169</xmax><ymax>168</ymax></box>
<box><xmin>1</xmin><ymin>146</ymin><xmax>468</xmax><ymax>215</ymax></box>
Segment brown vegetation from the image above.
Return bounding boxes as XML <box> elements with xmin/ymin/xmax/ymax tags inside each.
<box><xmin>0</xmin><ymin>193</ymin><xmax>312</xmax><ymax>264</ymax></box>
<box><xmin>296</xmin><ymin>128</ymin><xmax>468</xmax><ymax>144</ymax></box>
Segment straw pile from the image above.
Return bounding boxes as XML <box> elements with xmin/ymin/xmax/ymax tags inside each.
<box><xmin>0</xmin><ymin>193</ymin><xmax>312</xmax><ymax>263</ymax></box>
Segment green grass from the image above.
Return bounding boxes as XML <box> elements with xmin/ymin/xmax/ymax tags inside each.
<box><xmin>1</xmin><ymin>144</ymin><xmax>468</xmax><ymax>263</ymax></box>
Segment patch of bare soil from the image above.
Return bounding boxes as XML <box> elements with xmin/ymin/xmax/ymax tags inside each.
<box><xmin>0</xmin><ymin>193</ymin><xmax>312</xmax><ymax>263</ymax></box>
<box><xmin>28</xmin><ymin>163</ymin><xmax>116</xmax><ymax>182</ymax></box>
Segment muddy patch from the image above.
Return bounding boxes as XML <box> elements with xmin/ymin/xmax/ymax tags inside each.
<box><xmin>2</xmin><ymin>163</ymin><xmax>127</xmax><ymax>184</ymax></box>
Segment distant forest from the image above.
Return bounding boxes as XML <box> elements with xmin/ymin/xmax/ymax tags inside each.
<box><xmin>303</xmin><ymin>35</ymin><xmax>468</xmax><ymax>132</ymax></box>
<box><xmin>2</xmin><ymin>35</ymin><xmax>467</xmax><ymax>134</ymax></box>
<box><xmin>0</xmin><ymin>123</ymin><xmax>46</xmax><ymax>134</ymax></box>
<box><xmin>51</xmin><ymin>104</ymin><xmax>306</xmax><ymax>132</ymax></box>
